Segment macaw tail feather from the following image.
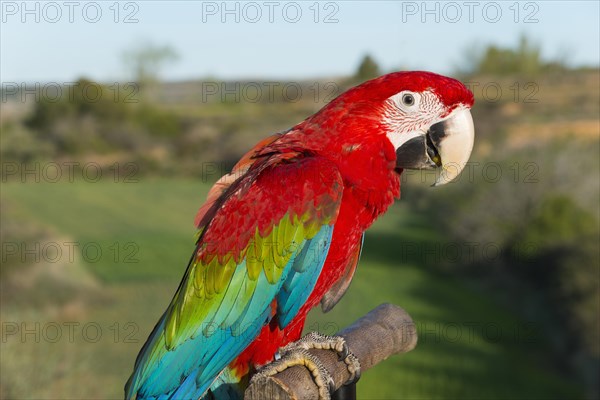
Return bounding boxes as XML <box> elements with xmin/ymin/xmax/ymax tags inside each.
<box><xmin>203</xmin><ymin>367</ymin><xmax>245</xmax><ymax>400</ymax></box>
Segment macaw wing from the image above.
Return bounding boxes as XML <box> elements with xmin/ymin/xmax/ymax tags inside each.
<box><xmin>125</xmin><ymin>155</ymin><xmax>343</xmax><ymax>400</ymax></box>
<box><xmin>320</xmin><ymin>233</ymin><xmax>364</xmax><ymax>313</ymax></box>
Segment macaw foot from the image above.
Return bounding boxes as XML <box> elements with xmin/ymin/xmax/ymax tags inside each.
<box><xmin>252</xmin><ymin>347</ymin><xmax>334</xmax><ymax>399</ymax></box>
<box><xmin>251</xmin><ymin>332</ymin><xmax>361</xmax><ymax>400</ymax></box>
<box><xmin>280</xmin><ymin>332</ymin><xmax>361</xmax><ymax>385</ymax></box>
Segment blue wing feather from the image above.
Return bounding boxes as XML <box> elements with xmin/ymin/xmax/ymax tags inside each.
<box><xmin>276</xmin><ymin>225</ymin><xmax>333</xmax><ymax>328</ymax></box>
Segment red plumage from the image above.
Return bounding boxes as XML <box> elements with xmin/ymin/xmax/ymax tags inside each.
<box><xmin>126</xmin><ymin>71</ymin><xmax>475</xmax><ymax>399</ymax></box>
<box><xmin>210</xmin><ymin>72</ymin><xmax>473</xmax><ymax>382</ymax></box>
<box><xmin>226</xmin><ymin>71</ymin><xmax>475</xmax><ymax>376</ymax></box>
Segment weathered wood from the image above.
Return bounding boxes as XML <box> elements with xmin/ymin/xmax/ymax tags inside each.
<box><xmin>244</xmin><ymin>303</ymin><xmax>417</xmax><ymax>400</ymax></box>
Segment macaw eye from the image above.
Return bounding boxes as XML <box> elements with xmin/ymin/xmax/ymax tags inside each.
<box><xmin>389</xmin><ymin>90</ymin><xmax>422</xmax><ymax>112</ymax></box>
<box><xmin>402</xmin><ymin>93</ymin><xmax>415</xmax><ymax>106</ymax></box>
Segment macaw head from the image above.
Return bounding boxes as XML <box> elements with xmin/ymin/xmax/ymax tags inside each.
<box><xmin>302</xmin><ymin>71</ymin><xmax>475</xmax><ymax>187</ymax></box>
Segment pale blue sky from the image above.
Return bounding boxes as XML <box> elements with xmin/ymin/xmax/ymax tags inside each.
<box><xmin>1</xmin><ymin>1</ymin><xmax>599</xmax><ymax>83</ymax></box>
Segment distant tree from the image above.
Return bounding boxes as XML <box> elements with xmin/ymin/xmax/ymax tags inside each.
<box><xmin>479</xmin><ymin>35</ymin><xmax>541</xmax><ymax>75</ymax></box>
<box><xmin>122</xmin><ymin>41</ymin><xmax>179</xmax><ymax>87</ymax></box>
<box><xmin>355</xmin><ymin>55</ymin><xmax>381</xmax><ymax>82</ymax></box>
<box><xmin>459</xmin><ymin>34</ymin><xmax>567</xmax><ymax>76</ymax></box>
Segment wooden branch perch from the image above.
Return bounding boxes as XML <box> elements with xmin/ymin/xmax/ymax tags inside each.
<box><xmin>244</xmin><ymin>303</ymin><xmax>418</xmax><ymax>400</ymax></box>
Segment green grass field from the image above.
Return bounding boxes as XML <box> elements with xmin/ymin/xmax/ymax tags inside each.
<box><xmin>1</xmin><ymin>179</ymin><xmax>581</xmax><ymax>399</ymax></box>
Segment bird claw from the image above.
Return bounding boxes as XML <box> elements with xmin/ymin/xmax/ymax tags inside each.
<box><xmin>251</xmin><ymin>332</ymin><xmax>361</xmax><ymax>399</ymax></box>
<box><xmin>337</xmin><ymin>342</ymin><xmax>348</xmax><ymax>361</ymax></box>
<box><xmin>286</xmin><ymin>332</ymin><xmax>361</xmax><ymax>386</ymax></box>
<box><xmin>343</xmin><ymin>353</ymin><xmax>361</xmax><ymax>385</ymax></box>
<box><xmin>251</xmin><ymin>347</ymin><xmax>334</xmax><ymax>400</ymax></box>
<box><xmin>256</xmin><ymin>331</ymin><xmax>361</xmax><ymax>396</ymax></box>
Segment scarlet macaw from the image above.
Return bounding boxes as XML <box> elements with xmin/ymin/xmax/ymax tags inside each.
<box><xmin>125</xmin><ymin>71</ymin><xmax>475</xmax><ymax>399</ymax></box>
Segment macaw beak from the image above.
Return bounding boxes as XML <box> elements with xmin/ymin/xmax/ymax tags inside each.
<box><xmin>394</xmin><ymin>108</ymin><xmax>474</xmax><ymax>186</ymax></box>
